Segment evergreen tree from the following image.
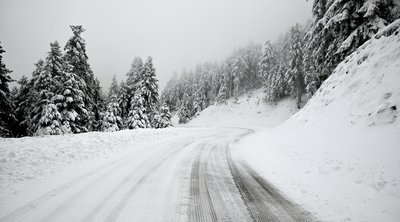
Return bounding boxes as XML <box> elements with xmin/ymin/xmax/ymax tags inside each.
<box><xmin>0</xmin><ymin>42</ymin><xmax>16</xmax><ymax>137</ymax></box>
<box><xmin>177</xmin><ymin>97</ymin><xmax>191</xmax><ymax>124</ymax></box>
<box><xmin>54</xmin><ymin>65</ymin><xmax>87</xmax><ymax>134</ymax></box>
<box><xmin>260</xmin><ymin>40</ymin><xmax>280</xmax><ymax>102</ymax></box>
<box><xmin>286</xmin><ymin>24</ymin><xmax>306</xmax><ymax>108</ymax></box>
<box><xmin>305</xmin><ymin>0</ymin><xmax>400</xmax><ymax>83</ymax></box>
<box><xmin>64</xmin><ymin>25</ymin><xmax>97</xmax><ymax>131</ymax></box>
<box><xmin>123</xmin><ymin>57</ymin><xmax>144</xmax><ymax>117</ymax></box>
<box><xmin>118</xmin><ymin>80</ymin><xmax>129</xmax><ymax>120</ymax></box>
<box><xmin>232</xmin><ymin>57</ymin><xmax>240</xmax><ymax>101</ymax></box>
<box><xmin>13</xmin><ymin>76</ymin><xmax>30</xmax><ymax>137</ymax></box>
<box><xmin>152</xmin><ymin>103</ymin><xmax>172</xmax><ymax>128</ymax></box>
<box><xmin>126</xmin><ymin>93</ymin><xmax>151</xmax><ymax>129</ymax></box>
<box><xmin>101</xmin><ymin>75</ymin><xmax>122</xmax><ymax>132</ymax></box>
<box><xmin>140</xmin><ymin>57</ymin><xmax>159</xmax><ymax>112</ymax></box>
<box><xmin>29</xmin><ymin>54</ymin><xmax>62</xmax><ymax>135</ymax></box>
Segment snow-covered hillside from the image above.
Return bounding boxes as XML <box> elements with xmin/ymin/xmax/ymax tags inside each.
<box><xmin>237</xmin><ymin>32</ymin><xmax>400</xmax><ymax>221</ymax></box>
<box><xmin>183</xmin><ymin>89</ymin><xmax>300</xmax><ymax>127</ymax></box>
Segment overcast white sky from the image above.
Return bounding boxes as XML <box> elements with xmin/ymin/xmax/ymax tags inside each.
<box><xmin>0</xmin><ymin>0</ymin><xmax>311</xmax><ymax>91</ymax></box>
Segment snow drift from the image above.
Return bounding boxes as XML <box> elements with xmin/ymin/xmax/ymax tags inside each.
<box><xmin>238</xmin><ymin>30</ymin><xmax>400</xmax><ymax>221</ymax></box>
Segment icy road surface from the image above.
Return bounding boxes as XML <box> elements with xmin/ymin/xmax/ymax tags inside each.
<box><xmin>0</xmin><ymin>128</ymin><xmax>314</xmax><ymax>222</ymax></box>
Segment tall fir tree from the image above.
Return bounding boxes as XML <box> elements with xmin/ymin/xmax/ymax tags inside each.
<box><xmin>13</xmin><ymin>76</ymin><xmax>30</xmax><ymax>136</ymax></box>
<box><xmin>140</xmin><ymin>56</ymin><xmax>159</xmax><ymax>126</ymax></box>
<box><xmin>64</xmin><ymin>25</ymin><xmax>98</xmax><ymax>131</ymax></box>
<box><xmin>140</xmin><ymin>57</ymin><xmax>159</xmax><ymax>111</ymax></box>
<box><xmin>0</xmin><ymin>42</ymin><xmax>16</xmax><ymax>137</ymax></box>
<box><xmin>29</xmin><ymin>42</ymin><xmax>66</xmax><ymax>135</ymax></box>
<box><xmin>101</xmin><ymin>75</ymin><xmax>122</xmax><ymax>132</ymax></box>
<box><xmin>286</xmin><ymin>24</ymin><xmax>306</xmax><ymax>108</ymax></box>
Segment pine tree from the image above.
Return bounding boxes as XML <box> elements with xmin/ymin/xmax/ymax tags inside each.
<box><xmin>260</xmin><ymin>40</ymin><xmax>280</xmax><ymax>103</ymax></box>
<box><xmin>64</xmin><ymin>25</ymin><xmax>97</xmax><ymax>131</ymax></box>
<box><xmin>152</xmin><ymin>103</ymin><xmax>172</xmax><ymax>128</ymax></box>
<box><xmin>13</xmin><ymin>76</ymin><xmax>30</xmax><ymax>136</ymax></box>
<box><xmin>0</xmin><ymin>42</ymin><xmax>16</xmax><ymax>137</ymax></box>
<box><xmin>29</xmin><ymin>56</ymin><xmax>62</xmax><ymax>135</ymax></box>
<box><xmin>90</xmin><ymin>78</ymin><xmax>105</xmax><ymax>131</ymax></box>
<box><xmin>54</xmin><ymin>65</ymin><xmax>87</xmax><ymax>134</ymax></box>
<box><xmin>286</xmin><ymin>24</ymin><xmax>306</xmax><ymax>108</ymax></box>
<box><xmin>101</xmin><ymin>75</ymin><xmax>122</xmax><ymax>132</ymax></box>
<box><xmin>140</xmin><ymin>57</ymin><xmax>159</xmax><ymax>112</ymax></box>
<box><xmin>118</xmin><ymin>80</ymin><xmax>129</xmax><ymax>120</ymax></box>
<box><xmin>177</xmin><ymin>97</ymin><xmax>191</xmax><ymax>124</ymax></box>
<box><xmin>232</xmin><ymin>57</ymin><xmax>240</xmax><ymax>101</ymax></box>
<box><xmin>305</xmin><ymin>0</ymin><xmax>399</xmax><ymax>83</ymax></box>
<box><xmin>126</xmin><ymin>93</ymin><xmax>151</xmax><ymax>129</ymax></box>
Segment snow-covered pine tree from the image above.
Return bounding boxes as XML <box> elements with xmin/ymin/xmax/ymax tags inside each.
<box><xmin>126</xmin><ymin>57</ymin><xmax>144</xmax><ymax>101</ymax></box>
<box><xmin>0</xmin><ymin>42</ymin><xmax>16</xmax><ymax>137</ymax></box>
<box><xmin>141</xmin><ymin>57</ymin><xmax>159</xmax><ymax>111</ymax></box>
<box><xmin>126</xmin><ymin>93</ymin><xmax>151</xmax><ymax>129</ymax></box>
<box><xmin>90</xmin><ymin>78</ymin><xmax>105</xmax><ymax>131</ymax></box>
<box><xmin>34</xmin><ymin>104</ymin><xmax>66</xmax><ymax>136</ymax></box>
<box><xmin>260</xmin><ymin>40</ymin><xmax>280</xmax><ymax>103</ymax></box>
<box><xmin>161</xmin><ymin>72</ymin><xmax>179</xmax><ymax>111</ymax></box>
<box><xmin>152</xmin><ymin>103</ymin><xmax>172</xmax><ymax>128</ymax></box>
<box><xmin>305</xmin><ymin>0</ymin><xmax>400</xmax><ymax>85</ymax></box>
<box><xmin>232</xmin><ymin>57</ymin><xmax>240</xmax><ymax>101</ymax></box>
<box><xmin>29</xmin><ymin>42</ymin><xmax>68</xmax><ymax>136</ymax></box>
<box><xmin>13</xmin><ymin>76</ymin><xmax>30</xmax><ymax>137</ymax></box>
<box><xmin>64</xmin><ymin>25</ymin><xmax>98</xmax><ymax>131</ymax></box>
<box><xmin>54</xmin><ymin>63</ymin><xmax>88</xmax><ymax>134</ymax></box>
<box><xmin>177</xmin><ymin>97</ymin><xmax>192</xmax><ymax>124</ymax></box>
<box><xmin>285</xmin><ymin>24</ymin><xmax>306</xmax><ymax>108</ymax></box>
<box><xmin>118</xmin><ymin>80</ymin><xmax>129</xmax><ymax>120</ymax></box>
<box><xmin>101</xmin><ymin>75</ymin><xmax>122</xmax><ymax>132</ymax></box>
<box><xmin>140</xmin><ymin>56</ymin><xmax>160</xmax><ymax>126</ymax></box>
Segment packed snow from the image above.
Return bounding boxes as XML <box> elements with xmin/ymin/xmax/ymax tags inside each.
<box><xmin>0</xmin><ymin>128</ymin><xmax>198</xmax><ymax>198</ymax></box>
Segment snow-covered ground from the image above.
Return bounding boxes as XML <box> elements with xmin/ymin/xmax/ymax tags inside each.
<box><xmin>234</xmin><ymin>33</ymin><xmax>400</xmax><ymax>221</ymax></box>
<box><xmin>185</xmin><ymin>89</ymin><xmax>299</xmax><ymax>128</ymax></box>
<box><xmin>1</xmin><ymin>29</ymin><xmax>398</xmax><ymax>222</ymax></box>
<box><xmin>0</xmin><ymin>128</ymin><xmax>199</xmax><ymax>198</ymax></box>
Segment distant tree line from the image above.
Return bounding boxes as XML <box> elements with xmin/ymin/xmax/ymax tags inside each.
<box><xmin>0</xmin><ymin>26</ymin><xmax>171</xmax><ymax>137</ymax></box>
<box><xmin>161</xmin><ymin>0</ymin><xmax>400</xmax><ymax>123</ymax></box>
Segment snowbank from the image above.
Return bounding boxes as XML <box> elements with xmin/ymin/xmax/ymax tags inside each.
<box><xmin>185</xmin><ymin>89</ymin><xmax>299</xmax><ymax>127</ymax></box>
<box><xmin>0</xmin><ymin>128</ymin><xmax>194</xmax><ymax>197</ymax></box>
<box><xmin>238</xmin><ymin>33</ymin><xmax>400</xmax><ymax>221</ymax></box>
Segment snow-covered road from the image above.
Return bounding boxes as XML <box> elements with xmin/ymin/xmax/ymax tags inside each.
<box><xmin>0</xmin><ymin>128</ymin><xmax>314</xmax><ymax>222</ymax></box>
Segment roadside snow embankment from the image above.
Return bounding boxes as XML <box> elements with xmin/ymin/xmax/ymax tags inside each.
<box><xmin>185</xmin><ymin>89</ymin><xmax>299</xmax><ymax>127</ymax></box>
<box><xmin>238</xmin><ymin>32</ymin><xmax>400</xmax><ymax>221</ymax></box>
<box><xmin>0</xmin><ymin>128</ymin><xmax>193</xmax><ymax>196</ymax></box>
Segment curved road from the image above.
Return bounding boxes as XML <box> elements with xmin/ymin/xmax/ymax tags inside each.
<box><xmin>0</xmin><ymin>128</ymin><xmax>315</xmax><ymax>222</ymax></box>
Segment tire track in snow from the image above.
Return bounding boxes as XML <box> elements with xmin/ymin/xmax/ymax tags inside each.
<box><xmin>189</xmin><ymin>144</ymin><xmax>218</xmax><ymax>222</ymax></box>
<box><xmin>0</xmin><ymin>135</ymin><xmax>199</xmax><ymax>222</ymax></box>
<box><xmin>0</xmin><ymin>154</ymin><xmax>133</xmax><ymax>222</ymax></box>
<box><xmin>226</xmin><ymin>133</ymin><xmax>315</xmax><ymax>222</ymax></box>
<box><xmin>97</xmin><ymin>133</ymin><xmax>225</xmax><ymax>222</ymax></box>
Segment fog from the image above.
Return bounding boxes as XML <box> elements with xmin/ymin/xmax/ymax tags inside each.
<box><xmin>0</xmin><ymin>0</ymin><xmax>311</xmax><ymax>91</ymax></box>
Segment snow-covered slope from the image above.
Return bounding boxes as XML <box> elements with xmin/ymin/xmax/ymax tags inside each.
<box><xmin>238</xmin><ymin>32</ymin><xmax>400</xmax><ymax>221</ymax></box>
<box><xmin>185</xmin><ymin>89</ymin><xmax>299</xmax><ymax>127</ymax></box>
